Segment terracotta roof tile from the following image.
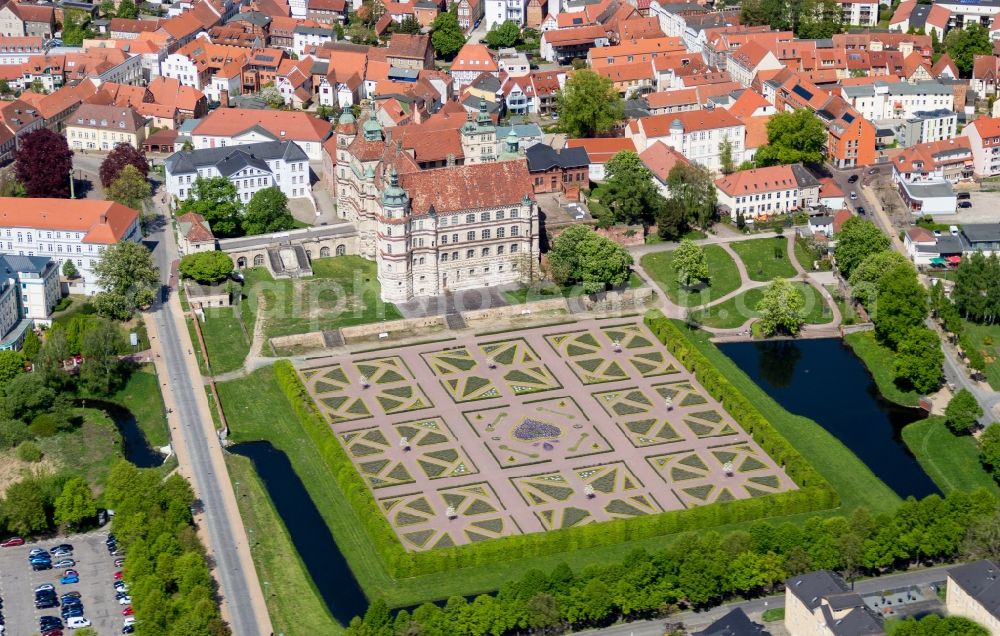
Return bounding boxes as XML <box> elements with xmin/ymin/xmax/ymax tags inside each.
<box><xmin>400</xmin><ymin>160</ymin><xmax>533</xmax><ymax>216</ymax></box>
<box><xmin>0</xmin><ymin>198</ymin><xmax>138</xmax><ymax>244</ymax></box>
<box><xmin>192</xmin><ymin>108</ymin><xmax>329</xmax><ymax>141</ymax></box>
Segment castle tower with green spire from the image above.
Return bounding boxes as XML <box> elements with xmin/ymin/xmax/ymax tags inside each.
<box><xmin>460</xmin><ymin>97</ymin><xmax>497</xmax><ymax>164</ymax></box>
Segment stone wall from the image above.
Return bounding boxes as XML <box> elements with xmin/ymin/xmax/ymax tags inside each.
<box><xmin>575</xmin><ymin>287</ymin><xmax>654</xmax><ymax>312</ymax></box>
<box><xmin>462</xmin><ymin>298</ymin><xmax>568</xmax><ymax>323</ymax></box>
<box><xmin>269</xmin><ymin>331</ymin><xmax>326</xmax><ymax>352</ymax></box>
<box><xmin>341</xmin><ymin>315</ymin><xmax>448</xmax><ymax>340</ymax></box>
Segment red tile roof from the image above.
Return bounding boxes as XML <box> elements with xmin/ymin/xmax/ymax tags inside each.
<box><xmin>565</xmin><ymin>137</ymin><xmax>636</xmax><ymax>164</ymax></box>
<box><xmin>0</xmin><ymin>198</ymin><xmax>138</xmax><ymax>244</ymax></box>
<box><xmin>400</xmin><ymin>160</ymin><xmax>533</xmax><ymax>216</ymax></box>
<box><xmin>715</xmin><ymin>164</ymin><xmax>799</xmax><ymax>196</ymax></box>
<box><xmin>192</xmin><ymin>108</ymin><xmax>329</xmax><ymax>141</ymax></box>
<box><xmin>639</xmin><ymin>141</ymin><xmax>688</xmax><ymax>182</ymax></box>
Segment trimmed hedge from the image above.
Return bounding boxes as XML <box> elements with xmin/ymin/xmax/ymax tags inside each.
<box><xmin>272</xmin><ymin>310</ymin><xmax>839</xmax><ymax>578</ymax></box>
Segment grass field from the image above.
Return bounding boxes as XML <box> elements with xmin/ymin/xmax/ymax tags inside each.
<box><xmin>225</xmin><ymin>453</ymin><xmax>340</xmax><ymax>636</ymax></box>
<box><xmin>240</xmin><ymin>257</ymin><xmax>402</xmax><ymax>340</ymax></box>
<box><xmin>826</xmin><ymin>285</ymin><xmax>858</xmax><ymax>324</ymax></box>
<box><xmin>902</xmin><ymin>417</ymin><xmax>1000</xmax><ymax>496</ymax></box>
<box><xmin>696</xmin><ymin>283</ymin><xmax>832</xmax><ymax>329</ymax></box>
<box><xmin>502</xmin><ymin>272</ymin><xmax>644</xmax><ymax>304</ymax></box>
<box><xmin>109</xmin><ymin>367</ymin><xmax>170</xmax><ymax>448</ymax></box>
<box><xmin>730</xmin><ymin>237</ymin><xmax>797</xmax><ymax>281</ymax></box>
<box><xmin>641</xmin><ymin>245</ymin><xmax>741</xmax><ymax>307</ymax></box>
<box><xmin>196</xmin><ymin>309</ymin><xmax>250</xmax><ymax>375</ymax></box>
<box><xmin>843</xmin><ymin>331</ymin><xmax>921</xmax><ymax>407</ymax></box>
<box><xmin>959</xmin><ymin>322</ymin><xmax>1000</xmax><ymax>390</ymax></box>
<box><xmin>794</xmin><ymin>239</ymin><xmax>819</xmax><ymax>272</ymax></box>
<box><xmin>37</xmin><ymin>409</ymin><xmax>122</xmax><ymax>494</ymax></box>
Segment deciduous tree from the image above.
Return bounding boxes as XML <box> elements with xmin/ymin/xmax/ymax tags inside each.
<box><xmin>945</xmin><ymin>23</ymin><xmax>992</xmax><ymax>75</ymax></box>
<box><xmin>100</xmin><ymin>144</ymin><xmax>149</xmax><ymax>188</ymax></box>
<box><xmin>945</xmin><ymin>389</ymin><xmax>983</xmax><ymax>434</ymax></box>
<box><xmin>54</xmin><ymin>477</ymin><xmax>97</xmax><ymax>530</ymax></box>
<box><xmin>980</xmin><ymin>426</ymin><xmax>1000</xmax><ymax>482</ymax></box>
<box><xmin>177</xmin><ymin>176</ymin><xmax>242</xmax><ymax>237</ymax></box>
<box><xmin>719</xmin><ymin>139</ymin><xmax>735</xmax><ymax>175</ymax></box>
<box><xmin>431</xmin><ymin>11</ymin><xmax>465</xmax><ymax>59</ymax></box>
<box><xmin>894</xmin><ymin>327</ymin><xmax>943</xmax><ymax>393</ymax></box>
<box><xmin>576</xmin><ymin>232</ymin><xmax>633</xmax><ymax>293</ymax></box>
<box><xmin>848</xmin><ymin>250</ymin><xmax>909</xmax><ymax>306</ymax></box>
<box><xmin>874</xmin><ymin>262</ymin><xmax>927</xmax><ymax>349</ymax></box>
<box><xmin>14</xmin><ymin>128</ymin><xmax>73</xmax><ymax>198</ymax></box>
<box><xmin>243</xmin><ymin>186</ymin><xmax>296</xmax><ymax>235</ymax></box>
<box><xmin>754</xmin><ymin>109</ymin><xmax>827</xmax><ymax>167</ymax></box>
<box><xmin>21</xmin><ymin>329</ymin><xmax>40</xmax><ymax>361</ymax></box>
<box><xmin>834</xmin><ymin>217</ymin><xmax>890</xmax><ymax>278</ymax></box>
<box><xmin>62</xmin><ymin>259</ymin><xmax>78</xmax><ymax>278</ymax></box>
<box><xmin>93</xmin><ymin>241</ymin><xmax>160</xmax><ymax>320</ymax></box>
<box><xmin>0</xmin><ymin>350</ymin><xmax>25</xmax><ymax>389</ymax></box>
<box><xmin>673</xmin><ymin>239</ymin><xmax>709</xmax><ymax>288</ymax></box>
<box><xmin>485</xmin><ymin>20</ymin><xmax>521</xmax><ymax>48</ymax></box>
<box><xmin>757</xmin><ymin>278</ymin><xmax>805</xmax><ymax>336</ymax></box>
<box><xmin>3</xmin><ymin>477</ymin><xmax>49</xmax><ymax>535</ymax></box>
<box><xmin>600</xmin><ymin>151</ymin><xmax>663</xmax><ymax>226</ymax></box>
<box><xmin>107</xmin><ymin>164</ymin><xmax>151</xmax><ymax>210</ymax></box>
<box><xmin>555</xmin><ymin>70</ymin><xmax>623</xmax><ymax>138</ymax></box>
<box><xmin>179</xmin><ymin>252</ymin><xmax>234</xmax><ymax>284</ymax></box>
<box><xmin>80</xmin><ymin>317</ymin><xmax>127</xmax><ymax>395</ymax></box>
<box><xmin>666</xmin><ymin>162</ymin><xmax>717</xmax><ymax>229</ymax></box>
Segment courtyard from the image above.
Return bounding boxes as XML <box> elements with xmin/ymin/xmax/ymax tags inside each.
<box><xmin>296</xmin><ymin>316</ymin><xmax>796</xmax><ymax>552</ymax></box>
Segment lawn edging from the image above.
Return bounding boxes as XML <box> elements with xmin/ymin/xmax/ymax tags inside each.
<box><xmin>272</xmin><ymin>319</ymin><xmax>839</xmax><ymax>579</ymax></box>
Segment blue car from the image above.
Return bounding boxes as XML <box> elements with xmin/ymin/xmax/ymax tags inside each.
<box><xmin>60</xmin><ymin>573</ymin><xmax>79</xmax><ymax>585</ymax></box>
<box><xmin>61</xmin><ymin>606</ymin><xmax>84</xmax><ymax>618</ymax></box>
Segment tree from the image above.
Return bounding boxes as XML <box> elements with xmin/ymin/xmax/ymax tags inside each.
<box><xmin>656</xmin><ymin>197</ymin><xmax>687</xmax><ymax>241</ymax></box>
<box><xmin>93</xmin><ymin>241</ymin><xmax>160</xmax><ymax>320</ymax></box>
<box><xmin>54</xmin><ymin>477</ymin><xmax>97</xmax><ymax>530</ymax></box>
<box><xmin>757</xmin><ymin>278</ymin><xmax>805</xmax><ymax>336</ymax></box>
<box><xmin>894</xmin><ymin>327</ymin><xmax>943</xmax><ymax>394</ymax></box>
<box><xmin>3</xmin><ymin>478</ymin><xmax>49</xmax><ymax>535</ymax></box>
<box><xmin>393</xmin><ymin>15</ymin><xmax>421</xmax><ymax>34</ymax></box>
<box><xmin>117</xmin><ymin>0</ymin><xmax>139</xmax><ymax>19</ymax></box>
<box><xmin>547</xmin><ymin>225</ymin><xmax>590</xmax><ymax>284</ymax></box>
<box><xmin>892</xmin><ymin>615</ymin><xmax>989</xmax><ymax>636</ymax></box>
<box><xmin>107</xmin><ymin>164</ymin><xmax>152</xmax><ymax>210</ymax></box>
<box><xmin>754</xmin><ymin>109</ymin><xmax>828</xmax><ymax>167</ymax></box>
<box><xmin>600</xmin><ymin>151</ymin><xmax>663</xmax><ymax>226</ymax></box>
<box><xmin>945</xmin><ymin>389</ymin><xmax>983</xmax><ymax>434</ymax></box>
<box><xmin>666</xmin><ymin>162</ymin><xmax>717</xmax><ymax>228</ymax></box>
<box><xmin>575</xmin><ymin>232</ymin><xmax>633</xmax><ymax>293</ymax></box>
<box><xmin>945</xmin><ymin>23</ymin><xmax>992</xmax><ymax>76</ymax></box>
<box><xmin>0</xmin><ymin>350</ymin><xmax>25</xmax><ymax>389</ymax></box>
<box><xmin>1</xmin><ymin>372</ymin><xmax>54</xmax><ymax>422</ymax></box>
<box><xmin>61</xmin><ymin>9</ymin><xmax>95</xmax><ymax>46</ymax></box>
<box><xmin>834</xmin><ymin>217</ymin><xmax>890</xmax><ymax>279</ymax></box>
<box><xmin>178</xmin><ymin>251</ymin><xmax>234</xmax><ymax>284</ymax></box>
<box><xmin>260</xmin><ymin>84</ymin><xmax>285</xmax><ymax>109</ymax></box>
<box><xmin>243</xmin><ymin>186</ymin><xmax>296</xmax><ymax>235</ymax></box>
<box><xmin>62</xmin><ymin>259</ymin><xmax>79</xmax><ymax>279</ymax></box>
<box><xmin>719</xmin><ymin>139</ymin><xmax>735</xmax><ymax>175</ymax></box>
<box><xmin>847</xmin><ymin>250</ymin><xmax>909</xmax><ymax>306</ymax></box>
<box><xmin>674</xmin><ymin>239</ymin><xmax>709</xmax><ymax>288</ymax></box>
<box><xmin>80</xmin><ymin>317</ymin><xmax>128</xmax><ymax>395</ymax></box>
<box><xmin>14</xmin><ymin>128</ymin><xmax>73</xmax><ymax>198</ymax></box>
<box><xmin>177</xmin><ymin>176</ymin><xmax>242</xmax><ymax>237</ymax></box>
<box><xmin>485</xmin><ymin>20</ymin><xmax>521</xmax><ymax>48</ymax></box>
<box><xmin>796</xmin><ymin>0</ymin><xmax>843</xmax><ymax>39</ymax></box>
<box><xmin>99</xmin><ymin>143</ymin><xmax>149</xmax><ymax>188</ymax></box>
<box><xmin>874</xmin><ymin>262</ymin><xmax>927</xmax><ymax>349</ymax></box>
<box><xmin>0</xmin><ymin>79</ymin><xmax>10</xmax><ymax>95</ymax></box>
<box><xmin>980</xmin><ymin>425</ymin><xmax>1000</xmax><ymax>481</ymax></box>
<box><xmin>0</xmin><ymin>419</ymin><xmax>31</xmax><ymax>449</ymax></box>
<box><xmin>555</xmin><ymin>69</ymin><xmax>624</xmax><ymax>138</ymax></box>
<box><xmin>21</xmin><ymin>329</ymin><xmax>40</xmax><ymax>361</ymax></box>
<box><xmin>431</xmin><ymin>11</ymin><xmax>465</xmax><ymax>59</ymax></box>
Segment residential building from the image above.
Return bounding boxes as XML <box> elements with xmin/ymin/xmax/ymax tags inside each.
<box><xmin>625</xmin><ymin>108</ymin><xmax>745</xmax><ymax>173</ymax></box>
<box><xmin>485</xmin><ymin>0</ymin><xmax>526</xmax><ymax>28</ymax></box>
<box><xmin>332</xmin><ymin>109</ymin><xmax>539</xmax><ymax>302</ymax></box>
<box><xmin>175</xmin><ymin>212</ymin><xmax>216</xmax><ymax>255</ymax></box>
<box><xmin>540</xmin><ymin>25</ymin><xmax>610</xmax><ymax>64</ymax></box>
<box><xmin>962</xmin><ymin>116</ymin><xmax>1000</xmax><ymax>177</ymax></box>
<box><xmin>385</xmin><ymin>33</ymin><xmax>434</xmax><ymax>70</ymax></box>
<box><xmin>638</xmin><ymin>140</ymin><xmax>688</xmax><ymax>197</ymax></box>
<box><xmin>784</xmin><ymin>571</ymin><xmax>885</xmax><ymax>636</ymax></box>
<box><xmin>728</xmin><ymin>41</ymin><xmax>783</xmax><ymax>88</ymax></box>
<box><xmin>524</xmin><ymin>143</ymin><xmax>589</xmax><ymax>195</ymax></box>
<box><xmin>565</xmin><ymin>137</ymin><xmax>636</xmax><ymax>180</ymax></box>
<box><xmin>692</xmin><ymin>608</ymin><xmax>771</xmax><ymax>636</ymax></box>
<box><xmin>896</xmin><ymin>178</ymin><xmax>957</xmax><ymax>215</ymax></box>
<box><xmin>498</xmin><ymin>47</ymin><xmax>530</xmax><ymax>77</ymax></box>
<box><xmin>307</xmin><ymin>0</ymin><xmax>348</xmax><ymax>24</ymax></box>
<box><xmin>457</xmin><ymin>0</ymin><xmax>484</xmax><ymax>31</ymax></box>
<box><xmin>714</xmin><ymin>163</ymin><xmax>820</xmax><ymax>222</ymax></box>
<box><xmin>190</xmin><ymin>108</ymin><xmax>331</xmax><ymax>160</ymax></box>
<box><xmin>160</xmin><ymin>40</ymin><xmax>249</xmax><ymax>101</ymax></box>
<box><xmin>293</xmin><ymin>25</ymin><xmax>334</xmax><ymax>58</ymax></box>
<box><xmin>896</xmin><ymin>109</ymin><xmax>956</xmax><ymax>147</ymax></box>
<box><xmin>0</xmin><ymin>36</ymin><xmax>44</xmax><ymax>65</ymax></box>
<box><xmin>973</xmin><ymin>54</ymin><xmax>1000</xmax><ymax>99</ymax></box>
<box><xmin>838</xmin><ymin>0</ymin><xmax>878</xmax><ymax>26</ymax></box>
<box><xmin>164</xmin><ymin>140</ymin><xmax>312</xmax><ymax>203</ymax></box>
<box><xmin>449</xmin><ymin>43</ymin><xmax>498</xmax><ymax>91</ymax></box>
<box><xmin>0</xmin><ymin>198</ymin><xmax>141</xmax><ymax>295</ymax></box>
<box><xmin>0</xmin><ymin>254</ymin><xmax>60</xmax><ymax>350</ymax></box>
<box><xmin>65</xmin><ymin>104</ymin><xmax>148</xmax><ymax>151</ymax></box>
<box><xmin>839</xmin><ymin>81</ymin><xmax>953</xmax><ymax>122</ymax></box>
<box><xmin>0</xmin><ymin>2</ymin><xmax>54</xmax><ymax>38</ymax></box>
<box><xmin>892</xmin><ymin>137</ymin><xmax>974</xmax><ymax>184</ymax></box>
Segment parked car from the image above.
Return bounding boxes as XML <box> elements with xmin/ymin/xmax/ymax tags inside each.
<box><xmin>41</xmin><ymin>629</ymin><xmax>63</xmax><ymax>636</ymax></box>
<box><xmin>66</xmin><ymin>617</ymin><xmax>91</xmax><ymax>629</ymax></box>
<box><xmin>59</xmin><ymin>573</ymin><xmax>79</xmax><ymax>585</ymax></box>
<box><xmin>39</xmin><ymin>617</ymin><xmax>63</xmax><ymax>630</ymax></box>
<box><xmin>33</xmin><ymin>561</ymin><xmax>53</xmax><ymax>571</ymax></box>
<box><xmin>957</xmin><ymin>192</ymin><xmax>971</xmax><ymax>200</ymax></box>
<box><xmin>122</xmin><ymin>606</ymin><xmax>134</xmax><ymax>616</ymax></box>
<box><xmin>52</xmin><ymin>560</ymin><xmax>75</xmax><ymax>569</ymax></box>
<box><xmin>856</xmin><ymin>206</ymin><xmax>866</xmax><ymax>215</ymax></box>
<box><xmin>959</xmin><ymin>201</ymin><xmax>972</xmax><ymax>208</ymax></box>
<box><xmin>35</xmin><ymin>598</ymin><xmax>59</xmax><ymax>609</ymax></box>
<box><xmin>118</xmin><ymin>596</ymin><xmax>132</xmax><ymax>605</ymax></box>
<box><xmin>114</xmin><ymin>559</ymin><xmax>125</xmax><ymax>568</ymax></box>
<box><xmin>122</xmin><ymin>625</ymin><xmax>135</xmax><ymax>634</ymax></box>
<box><xmin>0</xmin><ymin>537</ymin><xmax>24</xmax><ymax>547</ymax></box>
<box><xmin>36</xmin><ymin>584</ymin><xmax>55</xmax><ymax>593</ymax></box>
<box><xmin>848</xmin><ymin>174</ymin><xmax>859</xmax><ymax>183</ymax></box>
<box><xmin>850</xmin><ymin>191</ymin><xmax>858</xmax><ymax>200</ymax></box>
<box><xmin>29</xmin><ymin>548</ymin><xmax>49</xmax><ymax>558</ymax></box>
<box><xmin>61</xmin><ymin>592</ymin><xmax>80</xmax><ymax>599</ymax></box>
<box><xmin>114</xmin><ymin>571</ymin><xmax>124</xmax><ymax>580</ymax></box>
<box><xmin>50</xmin><ymin>545</ymin><xmax>73</xmax><ymax>554</ymax></box>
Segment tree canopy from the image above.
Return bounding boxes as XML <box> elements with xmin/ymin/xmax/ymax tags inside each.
<box><xmin>666</xmin><ymin>162</ymin><xmax>717</xmax><ymax>229</ymax></box>
<box><xmin>107</xmin><ymin>164</ymin><xmax>152</xmax><ymax>210</ymax></box>
<box><xmin>100</xmin><ymin>143</ymin><xmax>149</xmax><ymax>188</ymax></box>
<box><xmin>945</xmin><ymin>389</ymin><xmax>983</xmax><ymax>434</ymax></box>
<box><xmin>177</xmin><ymin>177</ymin><xmax>242</xmax><ymax>238</ymax></box>
<box><xmin>243</xmin><ymin>187</ymin><xmax>296</xmax><ymax>235</ymax></box>
<box><xmin>431</xmin><ymin>12</ymin><xmax>465</xmax><ymax>59</ymax></box>
<box><xmin>757</xmin><ymin>278</ymin><xmax>805</xmax><ymax>336</ymax></box>
<box><xmin>54</xmin><ymin>477</ymin><xmax>97</xmax><ymax>530</ymax></box>
<box><xmin>555</xmin><ymin>70</ymin><xmax>623</xmax><ymax>138</ymax></box>
<box><xmin>754</xmin><ymin>109</ymin><xmax>827</xmax><ymax>167</ymax></box>
<box><xmin>674</xmin><ymin>239</ymin><xmax>709</xmax><ymax>288</ymax></box>
<box><xmin>847</xmin><ymin>250</ymin><xmax>909</xmax><ymax>305</ymax></box>
<box><xmin>894</xmin><ymin>327</ymin><xmax>943</xmax><ymax>394</ymax></box>
<box><xmin>600</xmin><ymin>151</ymin><xmax>663</xmax><ymax>226</ymax></box>
<box><xmin>179</xmin><ymin>252</ymin><xmax>234</xmax><ymax>284</ymax></box>
<box><xmin>980</xmin><ymin>424</ymin><xmax>1000</xmax><ymax>481</ymax></box>
<box><xmin>547</xmin><ymin>226</ymin><xmax>632</xmax><ymax>292</ymax></box>
<box><xmin>945</xmin><ymin>23</ymin><xmax>992</xmax><ymax>76</ymax></box>
<box><xmin>0</xmin><ymin>350</ymin><xmax>25</xmax><ymax>389</ymax></box>
<box><xmin>485</xmin><ymin>20</ymin><xmax>520</xmax><ymax>48</ymax></box>
<box><xmin>834</xmin><ymin>217</ymin><xmax>890</xmax><ymax>279</ymax></box>
<box><xmin>15</xmin><ymin>128</ymin><xmax>73</xmax><ymax>198</ymax></box>
<box><xmin>93</xmin><ymin>241</ymin><xmax>160</xmax><ymax>320</ymax></box>
<box><xmin>953</xmin><ymin>252</ymin><xmax>1000</xmax><ymax>324</ymax></box>
<box><xmin>874</xmin><ymin>262</ymin><xmax>928</xmax><ymax>349</ymax></box>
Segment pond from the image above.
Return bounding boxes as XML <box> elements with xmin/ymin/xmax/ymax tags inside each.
<box><xmin>76</xmin><ymin>398</ymin><xmax>164</xmax><ymax>469</ymax></box>
<box><xmin>717</xmin><ymin>338</ymin><xmax>938</xmax><ymax>500</ymax></box>
<box><xmin>230</xmin><ymin>441</ymin><xmax>368</xmax><ymax>625</ymax></box>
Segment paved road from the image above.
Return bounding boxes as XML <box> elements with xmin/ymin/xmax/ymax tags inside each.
<box><xmin>580</xmin><ymin>564</ymin><xmax>952</xmax><ymax>636</ymax></box>
<box><xmin>146</xmin><ymin>208</ymin><xmax>272</xmax><ymax>635</ymax></box>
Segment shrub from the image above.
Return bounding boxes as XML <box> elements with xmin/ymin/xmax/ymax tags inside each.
<box><xmin>16</xmin><ymin>440</ymin><xmax>43</xmax><ymax>462</ymax></box>
<box><xmin>54</xmin><ymin>297</ymin><xmax>73</xmax><ymax>312</ymax></box>
<box><xmin>0</xmin><ymin>419</ymin><xmax>32</xmax><ymax>449</ymax></box>
<box><xmin>28</xmin><ymin>414</ymin><xmax>58</xmax><ymax>438</ymax></box>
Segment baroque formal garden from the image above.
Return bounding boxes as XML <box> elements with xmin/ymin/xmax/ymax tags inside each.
<box><xmin>296</xmin><ymin>317</ymin><xmax>796</xmax><ymax>552</ymax></box>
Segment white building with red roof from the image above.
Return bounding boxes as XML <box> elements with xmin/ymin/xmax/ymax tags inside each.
<box><xmin>837</xmin><ymin>0</ymin><xmax>878</xmax><ymax>26</ymax></box>
<box><xmin>449</xmin><ymin>43</ymin><xmax>498</xmax><ymax>91</ymax></box>
<box><xmin>190</xmin><ymin>108</ymin><xmax>331</xmax><ymax>160</ymax></box>
<box><xmin>961</xmin><ymin>118</ymin><xmax>1000</xmax><ymax>177</ymax></box>
<box><xmin>625</xmin><ymin>108</ymin><xmax>745</xmax><ymax>173</ymax></box>
<box><xmin>714</xmin><ymin>163</ymin><xmax>820</xmax><ymax>222</ymax></box>
<box><xmin>727</xmin><ymin>41</ymin><xmax>782</xmax><ymax>88</ymax></box>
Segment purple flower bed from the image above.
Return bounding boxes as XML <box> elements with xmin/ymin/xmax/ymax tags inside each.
<box><xmin>513</xmin><ymin>418</ymin><xmax>562</xmax><ymax>441</ymax></box>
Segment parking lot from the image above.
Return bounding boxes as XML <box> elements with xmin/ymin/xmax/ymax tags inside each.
<box><xmin>0</xmin><ymin>531</ymin><xmax>127</xmax><ymax>634</ymax></box>
<box><xmin>930</xmin><ymin>190</ymin><xmax>1000</xmax><ymax>223</ymax></box>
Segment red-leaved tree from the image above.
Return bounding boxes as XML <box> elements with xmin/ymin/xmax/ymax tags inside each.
<box><xmin>14</xmin><ymin>128</ymin><xmax>74</xmax><ymax>198</ymax></box>
<box><xmin>99</xmin><ymin>143</ymin><xmax>149</xmax><ymax>188</ymax></box>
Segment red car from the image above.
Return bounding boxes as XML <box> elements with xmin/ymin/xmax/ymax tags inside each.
<box><xmin>0</xmin><ymin>536</ymin><xmax>24</xmax><ymax>547</ymax></box>
<box><xmin>41</xmin><ymin>630</ymin><xmax>63</xmax><ymax>636</ymax></box>
<box><xmin>122</xmin><ymin>606</ymin><xmax>134</xmax><ymax>616</ymax></box>
<box><xmin>114</xmin><ymin>571</ymin><xmax>123</xmax><ymax>581</ymax></box>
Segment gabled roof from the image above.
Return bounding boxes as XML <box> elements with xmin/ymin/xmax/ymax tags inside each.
<box><xmin>930</xmin><ymin>53</ymin><xmax>958</xmax><ymax>79</ymax></box>
<box><xmin>192</xmin><ymin>108</ymin><xmax>330</xmax><ymax>141</ymax></box>
<box><xmin>399</xmin><ymin>160</ymin><xmax>534</xmax><ymax>216</ymax></box>
<box><xmin>926</xmin><ymin>3</ymin><xmax>950</xmax><ymax>28</ymax></box>
<box><xmin>638</xmin><ymin>141</ymin><xmax>688</xmax><ymax>182</ymax></box>
<box><xmin>450</xmin><ymin>43</ymin><xmax>498</xmax><ymax>73</ymax></box>
<box><xmin>525</xmin><ymin>143</ymin><xmax>589</xmax><ymax>171</ymax></box>
<box><xmin>176</xmin><ymin>212</ymin><xmax>215</xmax><ymax>243</ymax></box>
<box><xmin>730</xmin><ymin>41</ymin><xmax>772</xmax><ymax>70</ymax></box>
<box><xmin>716</xmin><ymin>164</ymin><xmax>815</xmax><ymax>196</ymax></box>
<box><xmin>565</xmin><ymin>137</ymin><xmax>636</xmax><ymax>163</ymax></box>
<box><xmin>386</xmin><ymin>33</ymin><xmax>430</xmax><ymax>60</ymax></box>
<box><xmin>0</xmin><ymin>198</ymin><xmax>138</xmax><ymax>244</ymax></box>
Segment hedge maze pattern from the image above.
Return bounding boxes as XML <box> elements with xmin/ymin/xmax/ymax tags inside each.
<box><xmin>298</xmin><ymin>317</ymin><xmax>794</xmax><ymax>551</ymax></box>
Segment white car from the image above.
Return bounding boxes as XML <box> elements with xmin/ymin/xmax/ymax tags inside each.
<box><xmin>118</xmin><ymin>595</ymin><xmax>132</xmax><ymax>605</ymax></box>
<box><xmin>34</xmin><ymin>584</ymin><xmax>54</xmax><ymax>592</ymax></box>
<box><xmin>123</xmin><ymin>617</ymin><xmax>137</xmax><ymax>627</ymax></box>
<box><xmin>67</xmin><ymin>616</ymin><xmax>91</xmax><ymax>629</ymax></box>
<box><xmin>850</xmin><ymin>192</ymin><xmax>858</xmax><ymax>200</ymax></box>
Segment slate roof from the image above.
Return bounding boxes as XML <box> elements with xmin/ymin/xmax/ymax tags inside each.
<box><xmin>524</xmin><ymin>143</ymin><xmax>589</xmax><ymax>172</ymax></box>
<box><xmin>164</xmin><ymin>140</ymin><xmax>307</xmax><ymax>177</ymax></box>
<box><xmin>0</xmin><ymin>254</ymin><xmax>53</xmax><ymax>276</ymax></box>
<box><xmin>948</xmin><ymin>560</ymin><xmax>1000</xmax><ymax>621</ymax></box>
<box><xmin>692</xmin><ymin>608</ymin><xmax>771</xmax><ymax>636</ymax></box>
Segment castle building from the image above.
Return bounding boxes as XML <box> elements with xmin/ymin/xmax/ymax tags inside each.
<box><xmin>333</xmin><ymin>103</ymin><xmax>538</xmax><ymax>302</ymax></box>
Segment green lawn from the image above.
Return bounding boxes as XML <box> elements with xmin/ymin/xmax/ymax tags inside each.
<box><xmin>960</xmin><ymin>322</ymin><xmax>1000</xmax><ymax>390</ymax></box>
<box><xmin>901</xmin><ymin>417</ymin><xmax>1000</xmax><ymax>496</ymax></box>
<box><xmin>696</xmin><ymin>283</ymin><xmax>831</xmax><ymax>329</ymax></box>
<box><xmin>641</xmin><ymin>245</ymin><xmax>741</xmax><ymax>307</ymax></box>
<box><xmin>109</xmin><ymin>367</ymin><xmax>170</xmax><ymax>448</ymax></box>
<box><xmin>679</xmin><ymin>322</ymin><xmax>901</xmax><ymax>514</ymax></box>
<box><xmin>730</xmin><ymin>237</ymin><xmax>797</xmax><ymax>281</ymax></box>
<box><xmin>37</xmin><ymin>409</ymin><xmax>123</xmax><ymax>495</ymax></box>
<box><xmin>843</xmin><ymin>331</ymin><xmax>921</xmax><ymax>407</ymax></box>
<box><xmin>503</xmin><ymin>272</ymin><xmax>644</xmax><ymax>304</ymax></box>
<box><xmin>225</xmin><ymin>453</ymin><xmax>341</xmax><ymax>636</ymax></box>
<box><xmin>794</xmin><ymin>238</ymin><xmax>820</xmax><ymax>271</ymax></box>
<box><xmin>197</xmin><ymin>309</ymin><xmax>250</xmax><ymax>374</ymax></box>
<box><xmin>240</xmin><ymin>257</ymin><xmax>403</xmax><ymax>340</ymax></box>
<box><xmin>826</xmin><ymin>285</ymin><xmax>858</xmax><ymax>324</ymax></box>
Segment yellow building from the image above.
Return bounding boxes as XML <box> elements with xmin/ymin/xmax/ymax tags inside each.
<box><xmin>65</xmin><ymin>103</ymin><xmax>148</xmax><ymax>151</ymax></box>
<box><xmin>947</xmin><ymin>561</ymin><xmax>1000</xmax><ymax>635</ymax></box>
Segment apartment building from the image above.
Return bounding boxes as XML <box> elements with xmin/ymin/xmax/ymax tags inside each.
<box><xmin>65</xmin><ymin>104</ymin><xmax>148</xmax><ymax>150</ymax></box>
<box><xmin>0</xmin><ymin>254</ymin><xmax>60</xmax><ymax>350</ymax></box>
<box><xmin>715</xmin><ymin>163</ymin><xmax>820</xmax><ymax>222</ymax></box>
<box><xmin>625</xmin><ymin>108</ymin><xmax>745</xmax><ymax>173</ymax></box>
<box><xmin>962</xmin><ymin>116</ymin><xmax>1000</xmax><ymax>178</ymax></box>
